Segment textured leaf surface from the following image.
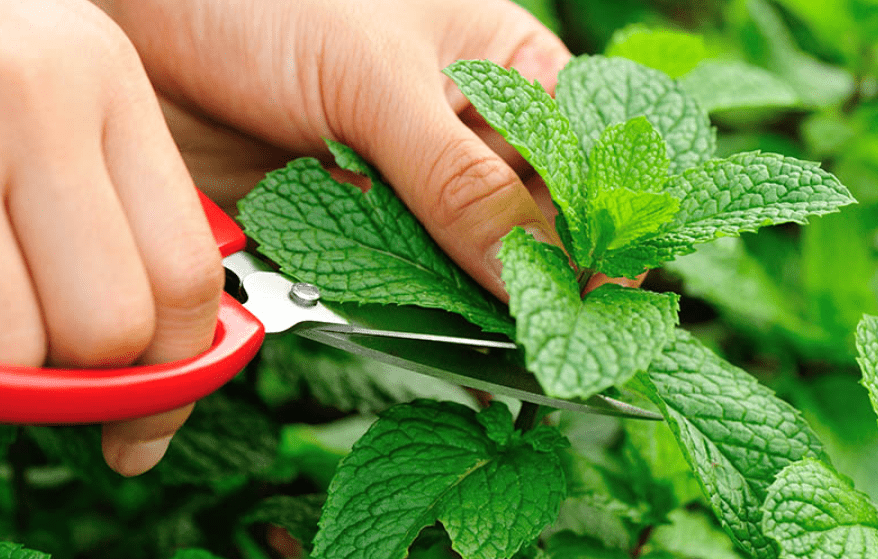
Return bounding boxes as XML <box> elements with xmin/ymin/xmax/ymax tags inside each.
<box><xmin>0</xmin><ymin>543</ymin><xmax>51</xmax><ymax>559</ymax></box>
<box><xmin>244</xmin><ymin>494</ymin><xmax>325</xmax><ymax>551</ymax></box>
<box><xmin>586</xmin><ymin>117</ymin><xmax>679</xmax><ymax>262</ymax></box>
<box><xmin>633</xmin><ymin>330</ymin><xmax>828</xmax><ymax>559</ymax></box>
<box><xmin>444</xmin><ymin>60</ymin><xmax>589</xmax><ymax>260</ymax></box>
<box><xmin>312</xmin><ymin>401</ymin><xmax>567</xmax><ymax>559</ymax></box>
<box><xmin>556</xmin><ymin>55</ymin><xmax>716</xmax><ymax>174</ymax></box>
<box><xmin>679</xmin><ymin>60</ymin><xmax>801</xmax><ymax>113</ymax></box>
<box><xmin>157</xmin><ymin>392</ymin><xmax>279</xmax><ymax>485</ymax></box>
<box><xmin>649</xmin><ymin>151</ymin><xmax>855</xmax><ymax>254</ymax></box>
<box><xmin>605</xmin><ymin>25</ymin><xmax>708</xmax><ymax>78</ymax></box>
<box><xmin>763</xmin><ymin>458</ymin><xmax>878</xmax><ymax>559</ymax></box>
<box><xmin>238</xmin><ymin>141</ymin><xmax>513</xmax><ymax>337</ymax></box>
<box><xmin>499</xmin><ymin>228</ymin><xmax>678</xmax><ymax>399</ymax></box>
<box><xmin>856</xmin><ymin>315</ymin><xmax>878</xmax><ymax>427</ymax></box>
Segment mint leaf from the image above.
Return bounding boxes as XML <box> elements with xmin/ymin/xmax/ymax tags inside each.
<box><xmin>856</xmin><ymin>315</ymin><xmax>878</xmax><ymax>427</ymax></box>
<box><xmin>633</xmin><ymin>330</ymin><xmax>828</xmax><ymax>559</ymax></box>
<box><xmin>556</xmin><ymin>55</ymin><xmax>716</xmax><ymax>174</ymax></box>
<box><xmin>649</xmin><ymin>151</ymin><xmax>856</xmax><ymax>255</ymax></box>
<box><xmin>762</xmin><ymin>458</ymin><xmax>878</xmax><ymax>559</ymax></box>
<box><xmin>679</xmin><ymin>60</ymin><xmax>801</xmax><ymax>113</ymax></box>
<box><xmin>587</xmin><ymin>116</ymin><xmax>671</xmax><ymax>196</ymax></box>
<box><xmin>544</xmin><ymin>531</ymin><xmax>629</xmax><ymax>559</ymax></box>
<box><xmin>237</xmin><ymin>142</ymin><xmax>513</xmax><ymax>337</ymax></box>
<box><xmin>443</xmin><ymin>60</ymin><xmax>589</xmax><ymax>262</ymax></box>
<box><xmin>605</xmin><ymin>25</ymin><xmax>708</xmax><ymax>78</ymax></box>
<box><xmin>585</xmin><ymin>117</ymin><xmax>679</xmax><ymax>266</ymax></box>
<box><xmin>0</xmin><ymin>543</ymin><xmax>51</xmax><ymax>559</ymax></box>
<box><xmin>157</xmin><ymin>392</ymin><xmax>279</xmax><ymax>485</ymax></box>
<box><xmin>312</xmin><ymin>400</ymin><xmax>567</xmax><ymax>559</ymax></box>
<box><xmin>243</xmin><ymin>494</ymin><xmax>325</xmax><ymax>551</ymax></box>
<box><xmin>499</xmin><ymin>228</ymin><xmax>679</xmax><ymax>400</ymax></box>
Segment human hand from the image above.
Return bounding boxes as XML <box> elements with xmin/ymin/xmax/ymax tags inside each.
<box><xmin>96</xmin><ymin>0</ymin><xmax>643</xmax><ymax>304</ymax></box>
<box><xmin>0</xmin><ymin>0</ymin><xmax>224</xmax><ymax>476</ymax></box>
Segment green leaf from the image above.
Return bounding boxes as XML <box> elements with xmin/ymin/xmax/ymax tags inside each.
<box><xmin>237</xmin><ymin>141</ymin><xmax>513</xmax><ymax>337</ymax></box>
<box><xmin>856</xmin><ymin>315</ymin><xmax>878</xmax><ymax>428</ymax></box>
<box><xmin>745</xmin><ymin>0</ymin><xmax>855</xmax><ymax>107</ymax></box>
<box><xmin>443</xmin><ymin>60</ymin><xmax>590</xmax><ymax>262</ymax></box>
<box><xmin>605</xmin><ymin>25</ymin><xmax>708</xmax><ymax>78</ymax></box>
<box><xmin>762</xmin><ymin>458</ymin><xmax>878</xmax><ymax>559</ymax></box>
<box><xmin>312</xmin><ymin>400</ymin><xmax>567</xmax><ymax>559</ymax></box>
<box><xmin>662</xmin><ymin>236</ymin><xmax>829</xmax><ymax>348</ymax></box>
<box><xmin>650</xmin><ymin>509</ymin><xmax>744</xmax><ymax>559</ymax></box>
<box><xmin>157</xmin><ymin>392</ymin><xmax>279</xmax><ymax>485</ymax></box>
<box><xmin>802</xmin><ymin>210</ymin><xmax>878</xmax><ymax>351</ymax></box>
<box><xmin>649</xmin><ymin>151</ymin><xmax>856</xmax><ymax>254</ymax></box>
<box><xmin>585</xmin><ymin>117</ymin><xmax>680</xmax><ymax>266</ymax></box>
<box><xmin>499</xmin><ymin>228</ymin><xmax>679</xmax><ymax>400</ymax></box>
<box><xmin>632</xmin><ymin>330</ymin><xmax>829</xmax><ymax>559</ymax></box>
<box><xmin>678</xmin><ymin>60</ymin><xmax>801</xmax><ymax>113</ymax></box>
<box><xmin>587</xmin><ymin>116</ymin><xmax>671</xmax><ymax>196</ymax></box>
<box><xmin>0</xmin><ymin>543</ymin><xmax>51</xmax><ymax>559</ymax></box>
<box><xmin>243</xmin><ymin>494</ymin><xmax>325</xmax><ymax>552</ymax></box>
<box><xmin>556</xmin><ymin>55</ymin><xmax>716</xmax><ymax>174</ymax></box>
<box><xmin>544</xmin><ymin>531</ymin><xmax>629</xmax><ymax>559</ymax></box>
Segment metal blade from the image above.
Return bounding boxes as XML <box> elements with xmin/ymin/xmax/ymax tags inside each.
<box><xmin>295</xmin><ymin>325</ymin><xmax>662</xmax><ymax>420</ymax></box>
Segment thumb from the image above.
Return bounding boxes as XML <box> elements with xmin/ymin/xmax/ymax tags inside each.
<box><xmin>374</xmin><ymin>109</ymin><xmax>558</xmax><ymax>302</ymax></box>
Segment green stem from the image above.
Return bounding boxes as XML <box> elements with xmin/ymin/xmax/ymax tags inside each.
<box><xmin>575</xmin><ymin>266</ymin><xmax>595</xmax><ymax>298</ymax></box>
<box><xmin>514</xmin><ymin>402</ymin><xmax>540</xmax><ymax>432</ymax></box>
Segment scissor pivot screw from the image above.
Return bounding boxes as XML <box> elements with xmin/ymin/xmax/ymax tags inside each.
<box><xmin>290</xmin><ymin>283</ymin><xmax>321</xmax><ymax>307</ymax></box>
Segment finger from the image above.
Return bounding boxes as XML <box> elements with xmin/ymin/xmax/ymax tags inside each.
<box><xmin>101</xmin><ymin>404</ymin><xmax>194</xmax><ymax>477</ymax></box>
<box><xmin>360</xmin><ymin>90</ymin><xmax>558</xmax><ymax>301</ymax></box>
<box><xmin>584</xmin><ymin>272</ymin><xmax>648</xmax><ymax>293</ymax></box>
<box><xmin>99</xmin><ymin>50</ymin><xmax>225</xmax><ymax>476</ymax></box>
<box><xmin>0</xmin><ymin>204</ymin><xmax>47</xmax><ymax>367</ymax></box>
<box><xmin>445</xmin><ymin>0</ymin><xmax>571</xmax><ymax>184</ymax></box>
<box><xmin>7</xmin><ymin>143</ymin><xmax>155</xmax><ymax>369</ymax></box>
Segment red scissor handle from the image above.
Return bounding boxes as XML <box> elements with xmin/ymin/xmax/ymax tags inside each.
<box><xmin>0</xmin><ymin>192</ymin><xmax>266</xmax><ymax>424</ymax></box>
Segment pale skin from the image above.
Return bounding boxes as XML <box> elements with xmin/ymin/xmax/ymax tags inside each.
<box><xmin>2</xmin><ymin>0</ymin><xmax>641</xmax><ymax>477</ymax></box>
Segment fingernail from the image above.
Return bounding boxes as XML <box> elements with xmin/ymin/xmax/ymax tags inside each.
<box><xmin>111</xmin><ymin>435</ymin><xmax>173</xmax><ymax>477</ymax></box>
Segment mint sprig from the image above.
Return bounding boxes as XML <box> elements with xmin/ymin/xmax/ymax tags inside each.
<box><xmin>311</xmin><ymin>400</ymin><xmax>568</xmax><ymax>559</ymax></box>
<box><xmin>500</xmin><ymin>228</ymin><xmax>679</xmax><ymax>400</ymax></box>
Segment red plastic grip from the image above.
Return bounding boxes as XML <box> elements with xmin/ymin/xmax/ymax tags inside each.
<box><xmin>198</xmin><ymin>190</ymin><xmax>247</xmax><ymax>257</ymax></box>
<box><xmin>0</xmin><ymin>293</ymin><xmax>265</xmax><ymax>424</ymax></box>
<box><xmin>0</xmin><ymin>191</ymin><xmax>265</xmax><ymax>424</ymax></box>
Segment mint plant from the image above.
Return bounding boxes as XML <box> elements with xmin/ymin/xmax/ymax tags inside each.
<box><xmin>234</xmin><ymin>50</ymin><xmax>855</xmax><ymax>559</ymax></box>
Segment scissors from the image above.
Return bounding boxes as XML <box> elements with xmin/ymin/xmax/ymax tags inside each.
<box><xmin>0</xmin><ymin>192</ymin><xmax>660</xmax><ymax>424</ymax></box>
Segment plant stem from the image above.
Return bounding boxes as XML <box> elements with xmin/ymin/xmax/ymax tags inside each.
<box><xmin>575</xmin><ymin>266</ymin><xmax>595</xmax><ymax>298</ymax></box>
<box><xmin>9</xmin><ymin>428</ymin><xmax>29</xmax><ymax>535</ymax></box>
<box><xmin>514</xmin><ymin>402</ymin><xmax>540</xmax><ymax>432</ymax></box>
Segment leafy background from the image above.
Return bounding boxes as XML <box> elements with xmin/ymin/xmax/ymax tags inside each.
<box><xmin>4</xmin><ymin>0</ymin><xmax>878</xmax><ymax>557</ymax></box>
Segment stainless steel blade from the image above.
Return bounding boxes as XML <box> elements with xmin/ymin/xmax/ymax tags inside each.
<box><xmin>296</xmin><ymin>325</ymin><xmax>662</xmax><ymax>420</ymax></box>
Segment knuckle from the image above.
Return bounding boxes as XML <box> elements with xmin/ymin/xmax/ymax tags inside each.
<box><xmin>423</xmin><ymin>140</ymin><xmax>523</xmax><ymax>232</ymax></box>
<box><xmin>153</xmin><ymin>240</ymin><xmax>225</xmax><ymax>314</ymax></box>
